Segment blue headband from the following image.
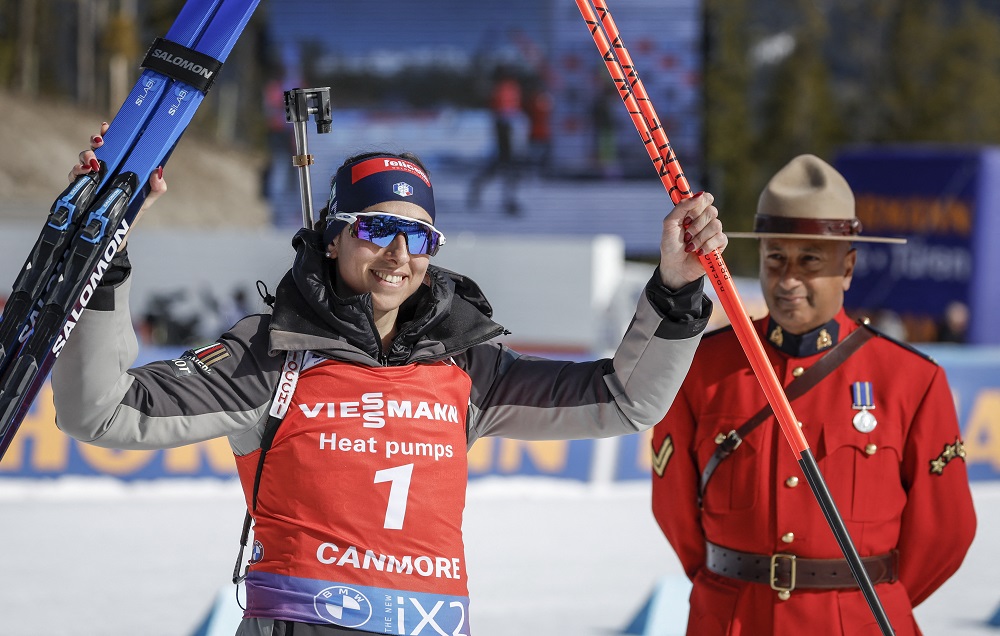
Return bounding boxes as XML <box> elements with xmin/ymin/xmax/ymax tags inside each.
<box><xmin>323</xmin><ymin>155</ymin><xmax>435</xmax><ymax>246</ymax></box>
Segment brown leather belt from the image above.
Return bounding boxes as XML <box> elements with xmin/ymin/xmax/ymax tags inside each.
<box><xmin>705</xmin><ymin>541</ymin><xmax>898</xmax><ymax>592</ymax></box>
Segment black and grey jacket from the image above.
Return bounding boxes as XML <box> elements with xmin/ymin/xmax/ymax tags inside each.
<box><xmin>52</xmin><ymin>228</ymin><xmax>713</xmax><ymax>454</ymax></box>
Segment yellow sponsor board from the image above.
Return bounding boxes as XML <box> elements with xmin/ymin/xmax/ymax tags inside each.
<box><xmin>4</xmin><ymin>379</ymin><xmax>999</xmax><ymax>481</ymax></box>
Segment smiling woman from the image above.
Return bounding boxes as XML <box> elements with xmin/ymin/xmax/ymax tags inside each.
<box><xmin>51</xmin><ymin>136</ymin><xmax>727</xmax><ymax>636</ymax></box>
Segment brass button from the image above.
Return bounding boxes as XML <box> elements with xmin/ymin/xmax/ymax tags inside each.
<box><xmin>792</xmin><ymin>366</ymin><xmax>805</xmax><ymax>377</ymax></box>
<box><xmin>777</xmin><ymin>590</ymin><xmax>791</xmax><ymax>601</ymax></box>
<box><xmin>781</xmin><ymin>532</ymin><xmax>795</xmax><ymax>543</ymax></box>
<box><xmin>785</xmin><ymin>476</ymin><xmax>799</xmax><ymax>488</ymax></box>
<box><xmin>865</xmin><ymin>443</ymin><xmax>877</xmax><ymax>456</ymax></box>
<box><xmin>714</xmin><ymin>432</ymin><xmax>727</xmax><ymax>444</ymax></box>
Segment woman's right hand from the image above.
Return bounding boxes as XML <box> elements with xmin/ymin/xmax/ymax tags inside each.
<box><xmin>70</xmin><ymin>122</ymin><xmax>168</xmax><ymax>249</ymax></box>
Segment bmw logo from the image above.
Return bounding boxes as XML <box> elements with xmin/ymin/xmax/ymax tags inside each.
<box><xmin>314</xmin><ymin>585</ymin><xmax>373</xmax><ymax>628</ymax></box>
<box><xmin>249</xmin><ymin>540</ymin><xmax>264</xmax><ymax>564</ymax></box>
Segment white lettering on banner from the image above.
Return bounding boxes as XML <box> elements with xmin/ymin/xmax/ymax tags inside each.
<box><xmin>385</xmin><ymin>441</ymin><xmax>454</xmax><ymax>461</ymax></box>
<box><xmin>889</xmin><ymin>243</ymin><xmax>972</xmax><ymax>282</ymax></box>
<box><xmin>314</xmin><ymin>434</ymin><xmax>454</xmax><ymax>462</ymax></box>
<box><xmin>341</xmin><ymin>401</ymin><xmax>360</xmax><ymax>418</ymax></box>
<box><xmin>411</xmin><ymin>598</ymin><xmax>445</xmax><ymax>635</ymax></box>
<box><xmin>316</xmin><ymin>542</ymin><xmax>462</xmax><ymax>580</ymax></box>
<box><xmin>395</xmin><ymin>598</ymin><xmax>469</xmax><ymax>636</ymax></box>
<box><xmin>317</xmin><ymin>433</ymin><xmax>378</xmax><ymax>454</ymax></box>
<box><xmin>382</xmin><ymin>158</ymin><xmax>430</xmax><ymax>185</ymax></box>
<box><xmin>270</xmin><ymin>352</ymin><xmax>304</xmax><ymax>419</ymax></box>
<box><xmin>362</xmin><ymin>392</ymin><xmax>385</xmax><ymax>428</ymax></box>
<box><xmin>301</xmin><ymin>404</ymin><xmax>323</xmax><ymax>418</ymax></box>
<box><xmin>299</xmin><ymin>393</ymin><xmax>460</xmax><ymax>426</ymax></box>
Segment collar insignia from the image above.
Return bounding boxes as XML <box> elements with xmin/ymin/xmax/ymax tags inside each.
<box><xmin>766</xmin><ymin>318</ymin><xmax>840</xmax><ymax>357</ymax></box>
<box><xmin>769</xmin><ymin>325</ymin><xmax>784</xmax><ymax>347</ymax></box>
<box><xmin>817</xmin><ymin>329</ymin><xmax>833</xmax><ymax>350</ymax></box>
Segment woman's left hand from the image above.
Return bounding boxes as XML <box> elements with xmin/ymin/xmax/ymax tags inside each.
<box><xmin>657</xmin><ymin>191</ymin><xmax>728</xmax><ymax>290</ymax></box>
<box><xmin>70</xmin><ymin>122</ymin><xmax>167</xmax><ymax>252</ymax></box>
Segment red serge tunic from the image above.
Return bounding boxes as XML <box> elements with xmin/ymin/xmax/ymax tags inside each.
<box><xmin>651</xmin><ymin>310</ymin><xmax>976</xmax><ymax>636</ymax></box>
<box><xmin>235</xmin><ymin>358</ymin><xmax>473</xmax><ymax>635</ymax></box>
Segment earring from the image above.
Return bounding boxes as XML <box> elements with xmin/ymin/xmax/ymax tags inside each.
<box><xmin>326</xmin><ymin>251</ymin><xmax>332</xmax><ymax>258</ymax></box>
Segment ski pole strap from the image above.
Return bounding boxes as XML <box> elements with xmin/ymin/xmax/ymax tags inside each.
<box><xmin>699</xmin><ymin>322</ymin><xmax>876</xmax><ymax>502</ymax></box>
<box><xmin>140</xmin><ymin>37</ymin><xmax>223</xmax><ymax>93</ymax></box>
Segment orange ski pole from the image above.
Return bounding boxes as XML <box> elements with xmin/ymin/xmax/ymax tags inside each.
<box><xmin>575</xmin><ymin>1</ymin><xmax>895</xmax><ymax>633</ymax></box>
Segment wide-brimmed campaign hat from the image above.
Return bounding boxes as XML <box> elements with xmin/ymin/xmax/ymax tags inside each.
<box><xmin>727</xmin><ymin>154</ymin><xmax>906</xmax><ymax>244</ymax></box>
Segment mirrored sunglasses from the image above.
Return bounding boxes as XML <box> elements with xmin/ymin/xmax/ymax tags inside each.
<box><xmin>334</xmin><ymin>212</ymin><xmax>446</xmax><ymax>256</ymax></box>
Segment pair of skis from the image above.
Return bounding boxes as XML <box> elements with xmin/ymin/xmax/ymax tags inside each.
<box><xmin>0</xmin><ymin>0</ymin><xmax>261</xmax><ymax>461</ymax></box>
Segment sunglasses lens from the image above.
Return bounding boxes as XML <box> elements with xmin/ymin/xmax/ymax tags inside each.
<box><xmin>353</xmin><ymin>215</ymin><xmax>440</xmax><ymax>255</ymax></box>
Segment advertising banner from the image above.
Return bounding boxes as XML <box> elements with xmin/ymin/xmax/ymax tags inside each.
<box><xmin>836</xmin><ymin>146</ymin><xmax>1000</xmax><ymax>344</ymax></box>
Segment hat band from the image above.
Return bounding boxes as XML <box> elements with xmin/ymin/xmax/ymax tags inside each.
<box><xmin>754</xmin><ymin>214</ymin><xmax>862</xmax><ymax>237</ymax></box>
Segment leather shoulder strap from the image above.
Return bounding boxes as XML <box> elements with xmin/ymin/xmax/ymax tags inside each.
<box><xmin>698</xmin><ymin>323</ymin><xmax>876</xmax><ymax>501</ymax></box>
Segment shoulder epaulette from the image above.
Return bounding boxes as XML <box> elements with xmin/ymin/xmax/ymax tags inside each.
<box><xmin>857</xmin><ymin>319</ymin><xmax>939</xmax><ymax>365</ymax></box>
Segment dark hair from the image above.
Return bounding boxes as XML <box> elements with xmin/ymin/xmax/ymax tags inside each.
<box><xmin>314</xmin><ymin>151</ymin><xmax>429</xmax><ymax>232</ymax></box>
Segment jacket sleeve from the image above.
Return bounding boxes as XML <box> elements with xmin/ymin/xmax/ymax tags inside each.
<box><xmin>462</xmin><ymin>273</ymin><xmax>711</xmax><ymax>444</ymax></box>
<box><xmin>650</xmin><ymin>384</ymin><xmax>706</xmax><ymax>580</ymax></box>
<box><xmin>51</xmin><ymin>270</ymin><xmax>282</xmax><ymax>453</ymax></box>
<box><xmin>897</xmin><ymin>365</ymin><xmax>977</xmax><ymax>606</ymax></box>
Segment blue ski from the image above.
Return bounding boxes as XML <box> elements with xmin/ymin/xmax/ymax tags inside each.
<box><xmin>0</xmin><ymin>0</ymin><xmax>224</xmax><ymax>378</ymax></box>
<box><xmin>0</xmin><ymin>0</ymin><xmax>261</xmax><ymax>460</ymax></box>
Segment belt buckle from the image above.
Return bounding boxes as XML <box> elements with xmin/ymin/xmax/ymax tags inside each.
<box><xmin>769</xmin><ymin>553</ymin><xmax>797</xmax><ymax>593</ymax></box>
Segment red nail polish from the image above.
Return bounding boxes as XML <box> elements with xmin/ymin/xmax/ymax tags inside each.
<box><xmin>697</xmin><ymin>248</ymin><xmax>705</xmax><ymax>256</ymax></box>
<box><xmin>692</xmin><ymin>191</ymin><xmax>704</xmax><ymax>199</ymax></box>
<box><xmin>92</xmin><ymin>135</ymin><xmax>102</xmax><ymax>145</ymax></box>
<box><xmin>684</xmin><ymin>231</ymin><xmax>692</xmax><ymax>243</ymax></box>
<box><xmin>89</xmin><ymin>158</ymin><xmax>100</xmax><ymax>172</ymax></box>
<box><xmin>156</xmin><ymin>166</ymin><xmax>164</xmax><ymax>179</ymax></box>
<box><xmin>685</xmin><ymin>242</ymin><xmax>695</xmax><ymax>253</ymax></box>
<box><xmin>682</xmin><ymin>217</ymin><xmax>692</xmax><ymax>228</ymax></box>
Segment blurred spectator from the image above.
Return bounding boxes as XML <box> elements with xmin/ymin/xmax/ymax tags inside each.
<box><xmin>139</xmin><ymin>286</ymin><xmax>226</xmax><ymax>347</ymax></box>
<box><xmin>591</xmin><ymin>80</ymin><xmax>620</xmax><ymax>177</ymax></box>
<box><xmin>220</xmin><ymin>286</ymin><xmax>255</xmax><ymax>331</ymax></box>
<box><xmin>937</xmin><ymin>300</ymin><xmax>970</xmax><ymax>343</ymax></box>
<box><xmin>467</xmin><ymin>66</ymin><xmax>524</xmax><ymax>215</ymax></box>
<box><xmin>870</xmin><ymin>308</ymin><xmax>908</xmax><ymax>341</ymax></box>
<box><xmin>523</xmin><ymin>77</ymin><xmax>552</xmax><ymax>176</ymax></box>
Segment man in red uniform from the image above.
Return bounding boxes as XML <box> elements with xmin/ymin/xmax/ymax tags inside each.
<box><xmin>651</xmin><ymin>154</ymin><xmax>976</xmax><ymax>635</ymax></box>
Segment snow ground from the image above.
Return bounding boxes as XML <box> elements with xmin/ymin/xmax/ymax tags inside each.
<box><xmin>0</xmin><ymin>478</ymin><xmax>996</xmax><ymax>636</ymax></box>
